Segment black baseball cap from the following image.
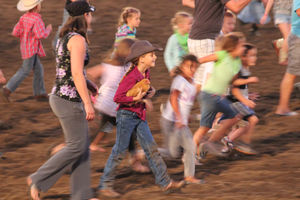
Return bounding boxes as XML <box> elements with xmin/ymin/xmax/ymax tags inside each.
<box><xmin>66</xmin><ymin>1</ymin><xmax>95</xmax><ymax>17</ymax></box>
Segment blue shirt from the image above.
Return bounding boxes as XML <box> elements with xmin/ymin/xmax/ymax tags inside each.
<box><xmin>164</xmin><ymin>34</ymin><xmax>187</xmax><ymax>72</ymax></box>
<box><xmin>291</xmin><ymin>0</ymin><xmax>300</xmax><ymax>37</ymax></box>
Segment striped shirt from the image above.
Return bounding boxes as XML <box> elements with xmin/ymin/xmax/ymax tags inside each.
<box><xmin>114</xmin><ymin>24</ymin><xmax>136</xmax><ymax>47</ymax></box>
<box><xmin>12</xmin><ymin>12</ymin><xmax>51</xmax><ymax>59</ymax></box>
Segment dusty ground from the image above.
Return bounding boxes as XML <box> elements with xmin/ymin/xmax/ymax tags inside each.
<box><xmin>0</xmin><ymin>0</ymin><xmax>300</xmax><ymax>199</ymax></box>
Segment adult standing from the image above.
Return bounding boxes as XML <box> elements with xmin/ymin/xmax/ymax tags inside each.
<box><xmin>27</xmin><ymin>1</ymin><xmax>98</xmax><ymax>200</ymax></box>
<box><xmin>182</xmin><ymin>0</ymin><xmax>252</xmax><ymax>152</ymax></box>
<box><xmin>275</xmin><ymin>1</ymin><xmax>300</xmax><ymax>116</ymax></box>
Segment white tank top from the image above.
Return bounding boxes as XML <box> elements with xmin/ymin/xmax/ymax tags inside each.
<box><xmin>94</xmin><ymin>63</ymin><xmax>130</xmax><ymax>117</ymax></box>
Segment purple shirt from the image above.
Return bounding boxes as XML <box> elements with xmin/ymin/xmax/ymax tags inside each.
<box><xmin>114</xmin><ymin>66</ymin><xmax>150</xmax><ymax>121</ymax></box>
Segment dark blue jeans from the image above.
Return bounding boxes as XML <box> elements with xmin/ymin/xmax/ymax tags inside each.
<box><xmin>99</xmin><ymin>109</ymin><xmax>171</xmax><ymax>189</ymax></box>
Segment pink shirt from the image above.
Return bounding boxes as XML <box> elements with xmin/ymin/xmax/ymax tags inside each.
<box><xmin>12</xmin><ymin>12</ymin><xmax>51</xmax><ymax>59</ymax></box>
<box><xmin>114</xmin><ymin>66</ymin><xmax>150</xmax><ymax>121</ymax></box>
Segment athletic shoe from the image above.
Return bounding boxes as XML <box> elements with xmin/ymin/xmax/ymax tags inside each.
<box><xmin>234</xmin><ymin>141</ymin><xmax>258</xmax><ymax>155</ymax></box>
<box><xmin>221</xmin><ymin>136</ymin><xmax>234</xmax><ymax>153</ymax></box>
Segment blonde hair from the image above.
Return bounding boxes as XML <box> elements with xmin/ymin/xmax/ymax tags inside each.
<box><xmin>216</xmin><ymin>32</ymin><xmax>245</xmax><ymax>53</ymax></box>
<box><xmin>171</xmin><ymin>11</ymin><xmax>192</xmax><ymax>31</ymax></box>
<box><xmin>118</xmin><ymin>7</ymin><xmax>141</xmax><ymax>27</ymax></box>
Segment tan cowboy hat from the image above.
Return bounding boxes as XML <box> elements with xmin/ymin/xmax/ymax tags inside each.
<box><xmin>17</xmin><ymin>0</ymin><xmax>43</xmax><ymax>12</ymax></box>
<box><xmin>125</xmin><ymin>40</ymin><xmax>163</xmax><ymax>63</ymax></box>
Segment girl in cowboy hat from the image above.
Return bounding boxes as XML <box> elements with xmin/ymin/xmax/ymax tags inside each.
<box><xmin>1</xmin><ymin>0</ymin><xmax>52</xmax><ymax>102</ymax></box>
<box><xmin>98</xmin><ymin>40</ymin><xmax>185</xmax><ymax>198</ymax></box>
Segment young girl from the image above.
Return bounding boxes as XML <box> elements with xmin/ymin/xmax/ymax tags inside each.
<box><xmin>164</xmin><ymin>11</ymin><xmax>193</xmax><ymax>77</ymax></box>
<box><xmin>1</xmin><ymin>0</ymin><xmax>52</xmax><ymax>102</ymax></box>
<box><xmin>87</xmin><ymin>38</ymin><xmax>150</xmax><ymax>173</ymax></box>
<box><xmin>193</xmin><ymin>32</ymin><xmax>246</xmax><ymax>157</ymax></box>
<box><xmin>221</xmin><ymin>43</ymin><xmax>259</xmax><ymax>155</ymax></box>
<box><xmin>98</xmin><ymin>40</ymin><xmax>184</xmax><ymax>198</ymax></box>
<box><xmin>114</xmin><ymin>7</ymin><xmax>141</xmax><ymax>47</ymax></box>
<box><xmin>161</xmin><ymin>54</ymin><xmax>201</xmax><ymax>184</ymax></box>
<box><xmin>260</xmin><ymin>0</ymin><xmax>293</xmax><ymax>65</ymax></box>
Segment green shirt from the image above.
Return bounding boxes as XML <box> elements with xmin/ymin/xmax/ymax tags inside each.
<box><xmin>203</xmin><ymin>50</ymin><xmax>241</xmax><ymax>95</ymax></box>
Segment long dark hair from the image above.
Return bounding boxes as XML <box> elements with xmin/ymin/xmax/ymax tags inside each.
<box><xmin>59</xmin><ymin>15</ymin><xmax>88</xmax><ymax>42</ymax></box>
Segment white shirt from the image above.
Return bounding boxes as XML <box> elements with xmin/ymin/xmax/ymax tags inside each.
<box><xmin>162</xmin><ymin>75</ymin><xmax>197</xmax><ymax>125</ymax></box>
<box><xmin>94</xmin><ymin>63</ymin><xmax>130</xmax><ymax>117</ymax></box>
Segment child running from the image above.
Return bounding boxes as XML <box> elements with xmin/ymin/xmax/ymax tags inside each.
<box><xmin>1</xmin><ymin>0</ymin><xmax>52</xmax><ymax>102</ymax></box>
<box><xmin>114</xmin><ymin>7</ymin><xmax>141</xmax><ymax>47</ymax></box>
<box><xmin>161</xmin><ymin>54</ymin><xmax>201</xmax><ymax>184</ymax></box>
<box><xmin>164</xmin><ymin>11</ymin><xmax>193</xmax><ymax>77</ymax></box>
<box><xmin>193</xmin><ymin>32</ymin><xmax>246</xmax><ymax>158</ymax></box>
<box><xmin>98</xmin><ymin>40</ymin><xmax>184</xmax><ymax>198</ymax></box>
<box><xmin>220</xmin><ymin>43</ymin><xmax>259</xmax><ymax>155</ymax></box>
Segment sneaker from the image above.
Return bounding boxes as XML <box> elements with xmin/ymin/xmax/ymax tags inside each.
<box><xmin>99</xmin><ymin>188</ymin><xmax>121</xmax><ymax>198</ymax></box>
<box><xmin>162</xmin><ymin>180</ymin><xmax>185</xmax><ymax>193</ymax></box>
<box><xmin>221</xmin><ymin>136</ymin><xmax>234</xmax><ymax>153</ymax></box>
<box><xmin>234</xmin><ymin>141</ymin><xmax>257</xmax><ymax>155</ymax></box>
<box><xmin>198</xmin><ymin>142</ymin><xmax>208</xmax><ymax>159</ymax></box>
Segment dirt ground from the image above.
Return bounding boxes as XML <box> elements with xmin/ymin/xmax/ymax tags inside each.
<box><xmin>1</xmin><ymin>0</ymin><xmax>300</xmax><ymax>199</ymax></box>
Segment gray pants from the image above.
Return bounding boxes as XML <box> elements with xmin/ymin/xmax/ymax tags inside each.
<box><xmin>160</xmin><ymin>117</ymin><xmax>195</xmax><ymax>177</ymax></box>
<box><xmin>30</xmin><ymin>95</ymin><xmax>93</xmax><ymax>200</ymax></box>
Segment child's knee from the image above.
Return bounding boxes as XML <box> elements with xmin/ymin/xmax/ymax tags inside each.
<box><xmin>248</xmin><ymin>115</ymin><xmax>259</xmax><ymax>125</ymax></box>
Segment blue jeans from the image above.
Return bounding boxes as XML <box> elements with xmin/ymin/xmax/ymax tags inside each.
<box><xmin>99</xmin><ymin>109</ymin><xmax>171</xmax><ymax>189</ymax></box>
<box><xmin>200</xmin><ymin>91</ymin><xmax>237</xmax><ymax>128</ymax></box>
<box><xmin>5</xmin><ymin>54</ymin><xmax>46</xmax><ymax>95</ymax></box>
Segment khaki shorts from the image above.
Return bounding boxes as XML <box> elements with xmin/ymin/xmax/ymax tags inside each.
<box><xmin>287</xmin><ymin>33</ymin><xmax>300</xmax><ymax>76</ymax></box>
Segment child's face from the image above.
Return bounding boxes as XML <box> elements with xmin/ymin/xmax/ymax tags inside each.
<box><xmin>242</xmin><ymin>48</ymin><xmax>257</xmax><ymax>67</ymax></box>
<box><xmin>127</xmin><ymin>13</ymin><xmax>141</xmax><ymax>28</ymax></box>
<box><xmin>232</xmin><ymin>40</ymin><xmax>246</xmax><ymax>57</ymax></box>
<box><xmin>181</xmin><ymin>60</ymin><xmax>198</xmax><ymax>78</ymax></box>
<box><xmin>36</xmin><ymin>3</ymin><xmax>41</xmax><ymax>12</ymax></box>
<box><xmin>222</xmin><ymin>16</ymin><xmax>236</xmax><ymax>34</ymax></box>
<box><xmin>140</xmin><ymin>52</ymin><xmax>157</xmax><ymax>68</ymax></box>
<box><xmin>178</xmin><ymin>17</ymin><xmax>193</xmax><ymax>34</ymax></box>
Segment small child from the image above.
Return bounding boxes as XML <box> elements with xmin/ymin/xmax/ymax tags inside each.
<box><xmin>221</xmin><ymin>11</ymin><xmax>237</xmax><ymax>35</ymax></box>
<box><xmin>114</xmin><ymin>7</ymin><xmax>141</xmax><ymax>47</ymax></box>
<box><xmin>1</xmin><ymin>0</ymin><xmax>52</xmax><ymax>102</ymax></box>
<box><xmin>193</xmin><ymin>32</ymin><xmax>246</xmax><ymax>158</ymax></box>
<box><xmin>99</xmin><ymin>40</ymin><xmax>184</xmax><ymax>198</ymax></box>
<box><xmin>164</xmin><ymin>11</ymin><xmax>193</xmax><ymax>77</ymax></box>
<box><xmin>161</xmin><ymin>54</ymin><xmax>201</xmax><ymax>184</ymax></box>
<box><xmin>221</xmin><ymin>43</ymin><xmax>259</xmax><ymax>155</ymax></box>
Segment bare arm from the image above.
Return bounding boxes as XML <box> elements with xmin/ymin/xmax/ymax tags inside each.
<box><xmin>232</xmin><ymin>77</ymin><xmax>259</xmax><ymax>86</ymax></box>
<box><xmin>182</xmin><ymin>0</ymin><xmax>195</xmax><ymax>8</ymax></box>
<box><xmin>68</xmin><ymin>34</ymin><xmax>95</xmax><ymax>121</ymax></box>
<box><xmin>170</xmin><ymin>89</ymin><xmax>184</xmax><ymax>128</ymax></box>
<box><xmin>225</xmin><ymin>0</ymin><xmax>252</xmax><ymax>14</ymax></box>
<box><xmin>198</xmin><ymin>54</ymin><xmax>218</xmax><ymax>64</ymax></box>
<box><xmin>260</xmin><ymin>0</ymin><xmax>274</xmax><ymax>24</ymax></box>
<box><xmin>86</xmin><ymin>64</ymin><xmax>105</xmax><ymax>85</ymax></box>
<box><xmin>231</xmin><ymin>87</ymin><xmax>256</xmax><ymax>108</ymax></box>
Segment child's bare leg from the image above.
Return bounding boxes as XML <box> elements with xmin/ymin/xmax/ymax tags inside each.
<box><xmin>90</xmin><ymin>131</ymin><xmax>106</xmax><ymax>152</ymax></box>
<box><xmin>239</xmin><ymin>115</ymin><xmax>259</xmax><ymax>144</ymax></box>
<box><xmin>277</xmin><ymin>23</ymin><xmax>291</xmax><ymax>64</ymax></box>
<box><xmin>208</xmin><ymin>117</ymin><xmax>239</xmax><ymax>142</ymax></box>
<box><xmin>193</xmin><ymin>127</ymin><xmax>210</xmax><ymax>155</ymax></box>
<box><xmin>227</xmin><ymin>126</ymin><xmax>248</xmax><ymax>142</ymax></box>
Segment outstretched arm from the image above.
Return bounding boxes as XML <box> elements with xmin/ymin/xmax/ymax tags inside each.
<box><xmin>198</xmin><ymin>54</ymin><xmax>218</xmax><ymax>64</ymax></box>
<box><xmin>182</xmin><ymin>0</ymin><xmax>195</xmax><ymax>8</ymax></box>
<box><xmin>225</xmin><ymin>0</ymin><xmax>251</xmax><ymax>14</ymax></box>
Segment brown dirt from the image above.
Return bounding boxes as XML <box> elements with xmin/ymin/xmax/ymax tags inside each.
<box><xmin>0</xmin><ymin>0</ymin><xmax>300</xmax><ymax>200</ymax></box>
